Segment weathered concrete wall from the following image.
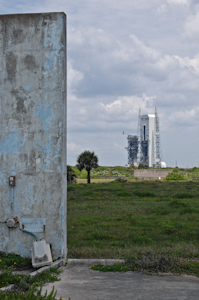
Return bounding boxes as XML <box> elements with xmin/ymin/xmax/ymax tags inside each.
<box><xmin>0</xmin><ymin>13</ymin><xmax>67</xmax><ymax>259</ymax></box>
<box><xmin>133</xmin><ymin>169</ymin><xmax>173</xmax><ymax>178</ymax></box>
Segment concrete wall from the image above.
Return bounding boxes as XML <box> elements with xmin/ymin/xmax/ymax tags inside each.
<box><xmin>0</xmin><ymin>13</ymin><xmax>67</xmax><ymax>259</ymax></box>
<box><xmin>133</xmin><ymin>169</ymin><xmax>173</xmax><ymax>178</ymax></box>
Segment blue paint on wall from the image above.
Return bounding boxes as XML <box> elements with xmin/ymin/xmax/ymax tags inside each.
<box><xmin>51</xmin><ymin>233</ymin><xmax>62</xmax><ymax>251</ymax></box>
<box><xmin>0</xmin><ymin>169</ymin><xmax>6</xmax><ymax>178</ymax></box>
<box><xmin>11</xmin><ymin>166</ymin><xmax>16</xmax><ymax>175</ymax></box>
<box><xmin>0</xmin><ymin>130</ymin><xmax>25</xmax><ymax>154</ymax></box>
<box><xmin>55</xmin><ymin>147</ymin><xmax>59</xmax><ymax>155</ymax></box>
<box><xmin>44</xmin><ymin>53</ymin><xmax>55</xmax><ymax>72</ymax></box>
<box><xmin>23</xmin><ymin>85</ymin><xmax>32</xmax><ymax>91</ymax></box>
<box><xmin>36</xmin><ymin>136</ymin><xmax>52</xmax><ymax>156</ymax></box>
<box><xmin>44</xmin><ymin>82</ymin><xmax>56</xmax><ymax>89</ymax></box>
<box><xmin>57</xmin><ymin>13</ymin><xmax>64</xmax><ymax>34</ymax></box>
<box><xmin>23</xmin><ymin>181</ymin><xmax>35</xmax><ymax>205</ymax></box>
<box><xmin>12</xmin><ymin>185</ymin><xmax>20</xmax><ymax>216</ymax></box>
<box><xmin>34</xmin><ymin>101</ymin><xmax>55</xmax><ymax>131</ymax></box>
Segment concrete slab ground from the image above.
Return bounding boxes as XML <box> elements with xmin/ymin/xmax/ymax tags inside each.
<box><xmin>42</xmin><ymin>259</ymin><xmax>199</xmax><ymax>300</ymax></box>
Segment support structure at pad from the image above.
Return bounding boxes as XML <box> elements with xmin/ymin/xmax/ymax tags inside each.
<box><xmin>0</xmin><ymin>13</ymin><xmax>67</xmax><ymax>259</ymax></box>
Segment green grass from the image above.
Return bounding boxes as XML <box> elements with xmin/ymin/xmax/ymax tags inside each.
<box><xmin>67</xmin><ymin>180</ymin><xmax>199</xmax><ymax>259</ymax></box>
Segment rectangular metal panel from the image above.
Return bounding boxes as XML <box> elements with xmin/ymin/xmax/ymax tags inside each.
<box><xmin>20</xmin><ymin>218</ymin><xmax>46</xmax><ymax>232</ymax></box>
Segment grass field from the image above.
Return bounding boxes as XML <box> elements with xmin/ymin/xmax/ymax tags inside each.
<box><xmin>67</xmin><ymin>180</ymin><xmax>199</xmax><ymax>259</ymax></box>
<box><xmin>77</xmin><ymin>178</ymin><xmax>116</xmax><ymax>184</ymax></box>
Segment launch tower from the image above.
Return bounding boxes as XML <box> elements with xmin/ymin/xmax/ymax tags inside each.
<box><xmin>124</xmin><ymin>106</ymin><xmax>165</xmax><ymax>167</ymax></box>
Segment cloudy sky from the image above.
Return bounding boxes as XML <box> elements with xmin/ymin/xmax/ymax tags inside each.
<box><xmin>1</xmin><ymin>0</ymin><xmax>199</xmax><ymax>167</ymax></box>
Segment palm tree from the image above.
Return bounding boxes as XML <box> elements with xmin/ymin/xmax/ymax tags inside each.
<box><xmin>77</xmin><ymin>150</ymin><xmax>98</xmax><ymax>184</ymax></box>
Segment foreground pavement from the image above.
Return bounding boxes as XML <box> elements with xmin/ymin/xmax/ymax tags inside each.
<box><xmin>42</xmin><ymin>259</ymin><xmax>199</xmax><ymax>300</ymax></box>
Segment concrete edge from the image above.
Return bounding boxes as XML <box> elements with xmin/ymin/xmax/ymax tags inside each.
<box><xmin>0</xmin><ymin>284</ymin><xmax>15</xmax><ymax>292</ymax></box>
<box><xmin>66</xmin><ymin>259</ymin><xmax>125</xmax><ymax>267</ymax></box>
<box><xmin>30</xmin><ymin>259</ymin><xmax>65</xmax><ymax>277</ymax></box>
<box><xmin>0</xmin><ymin>259</ymin><xmax>124</xmax><ymax>292</ymax></box>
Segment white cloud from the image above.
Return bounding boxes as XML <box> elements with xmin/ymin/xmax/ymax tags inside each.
<box><xmin>129</xmin><ymin>34</ymin><xmax>160</xmax><ymax>61</ymax></box>
<box><xmin>183</xmin><ymin>12</ymin><xmax>199</xmax><ymax>38</ymax></box>
<box><xmin>68</xmin><ymin>62</ymin><xmax>84</xmax><ymax>94</ymax></box>
<box><xmin>173</xmin><ymin>54</ymin><xmax>199</xmax><ymax>74</ymax></box>
<box><xmin>156</xmin><ymin>4</ymin><xmax>167</xmax><ymax>14</ymax></box>
<box><xmin>167</xmin><ymin>0</ymin><xmax>189</xmax><ymax>5</ymax></box>
<box><xmin>67</xmin><ymin>142</ymin><xmax>81</xmax><ymax>152</ymax></box>
<box><xmin>100</xmin><ymin>94</ymin><xmax>156</xmax><ymax>120</ymax></box>
<box><xmin>168</xmin><ymin>108</ymin><xmax>199</xmax><ymax>126</ymax></box>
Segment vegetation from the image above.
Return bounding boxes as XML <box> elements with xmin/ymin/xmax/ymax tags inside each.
<box><xmin>166</xmin><ymin>172</ymin><xmax>187</xmax><ymax>180</ymax></box>
<box><xmin>67</xmin><ymin>165</ymin><xmax>77</xmax><ymax>183</ymax></box>
<box><xmin>67</xmin><ymin>180</ymin><xmax>199</xmax><ymax>261</ymax></box>
<box><xmin>0</xmin><ymin>252</ymin><xmax>65</xmax><ymax>299</ymax></box>
<box><xmin>90</xmin><ymin>259</ymin><xmax>199</xmax><ymax>277</ymax></box>
<box><xmin>0</xmin><ymin>267</ymin><xmax>61</xmax><ymax>289</ymax></box>
<box><xmin>0</xmin><ymin>285</ymin><xmax>60</xmax><ymax>300</ymax></box>
<box><xmin>0</xmin><ymin>252</ymin><xmax>31</xmax><ymax>270</ymax></box>
<box><xmin>138</xmin><ymin>163</ymin><xmax>149</xmax><ymax>169</ymax></box>
<box><xmin>71</xmin><ymin>165</ymin><xmax>199</xmax><ymax>181</ymax></box>
<box><xmin>73</xmin><ymin>165</ymin><xmax>135</xmax><ymax>179</ymax></box>
<box><xmin>76</xmin><ymin>151</ymin><xmax>98</xmax><ymax>183</ymax></box>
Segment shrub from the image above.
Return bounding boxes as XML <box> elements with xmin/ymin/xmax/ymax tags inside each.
<box><xmin>67</xmin><ymin>165</ymin><xmax>77</xmax><ymax>183</ymax></box>
<box><xmin>166</xmin><ymin>172</ymin><xmax>187</xmax><ymax>180</ymax></box>
<box><xmin>191</xmin><ymin>167</ymin><xmax>199</xmax><ymax>173</ymax></box>
<box><xmin>138</xmin><ymin>163</ymin><xmax>149</xmax><ymax>169</ymax></box>
<box><xmin>114</xmin><ymin>178</ymin><xmax>127</xmax><ymax>183</ymax></box>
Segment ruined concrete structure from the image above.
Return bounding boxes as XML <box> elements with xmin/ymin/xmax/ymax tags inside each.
<box><xmin>133</xmin><ymin>169</ymin><xmax>173</xmax><ymax>179</ymax></box>
<box><xmin>0</xmin><ymin>13</ymin><xmax>67</xmax><ymax>259</ymax></box>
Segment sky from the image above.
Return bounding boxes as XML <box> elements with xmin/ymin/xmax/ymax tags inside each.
<box><xmin>1</xmin><ymin>0</ymin><xmax>199</xmax><ymax>167</ymax></box>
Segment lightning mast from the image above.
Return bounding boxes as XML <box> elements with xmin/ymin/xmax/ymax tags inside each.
<box><xmin>137</xmin><ymin>109</ymin><xmax>141</xmax><ymax>164</ymax></box>
<box><xmin>155</xmin><ymin>106</ymin><xmax>161</xmax><ymax>166</ymax></box>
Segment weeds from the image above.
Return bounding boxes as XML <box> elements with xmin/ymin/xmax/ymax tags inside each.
<box><xmin>166</xmin><ymin>173</ymin><xmax>187</xmax><ymax>180</ymax></box>
<box><xmin>0</xmin><ymin>269</ymin><xmax>25</xmax><ymax>288</ymax></box>
<box><xmin>0</xmin><ymin>252</ymin><xmax>31</xmax><ymax>270</ymax></box>
<box><xmin>0</xmin><ymin>268</ymin><xmax>60</xmax><ymax>289</ymax></box>
<box><xmin>0</xmin><ymin>284</ymin><xmax>67</xmax><ymax>299</ymax></box>
<box><xmin>0</xmin><ymin>252</ymin><xmax>62</xmax><ymax>299</ymax></box>
<box><xmin>91</xmin><ymin>255</ymin><xmax>199</xmax><ymax>277</ymax></box>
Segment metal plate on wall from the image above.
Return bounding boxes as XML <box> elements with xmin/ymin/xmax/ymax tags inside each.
<box><xmin>20</xmin><ymin>218</ymin><xmax>46</xmax><ymax>233</ymax></box>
